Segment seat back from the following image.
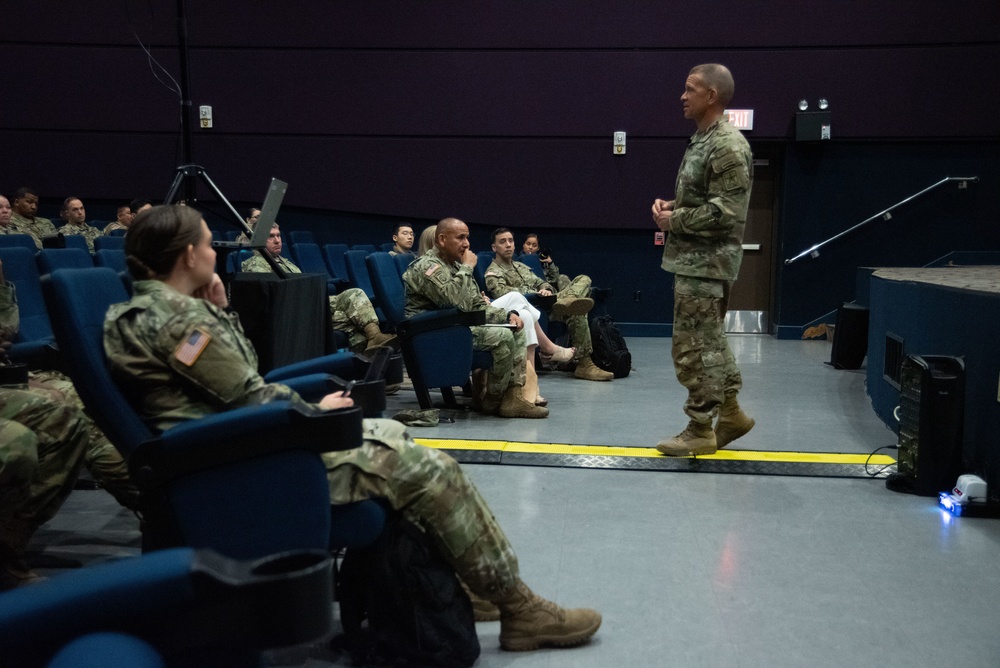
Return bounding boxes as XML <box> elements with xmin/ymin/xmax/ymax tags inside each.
<box><xmin>61</xmin><ymin>234</ymin><xmax>91</xmax><ymax>252</ymax></box>
<box><xmin>93</xmin><ymin>249</ymin><xmax>127</xmax><ymax>273</ymax></box>
<box><xmin>393</xmin><ymin>252</ymin><xmax>414</xmax><ymax>278</ymax></box>
<box><xmin>93</xmin><ymin>235</ymin><xmax>125</xmax><ymax>251</ymax></box>
<box><xmin>519</xmin><ymin>253</ymin><xmax>546</xmax><ymax>279</ymax></box>
<box><xmin>107</xmin><ymin>227</ymin><xmax>128</xmax><ymax>237</ymax></box>
<box><xmin>344</xmin><ymin>249</ymin><xmax>377</xmax><ymax>300</ymax></box>
<box><xmin>379</xmin><ymin>242</ymin><xmax>395</xmax><ymax>253</ymax></box>
<box><xmin>288</xmin><ymin>230</ymin><xmax>315</xmax><ymax>245</ymax></box>
<box><xmin>0</xmin><ymin>234</ymin><xmax>38</xmax><ymax>253</ymax></box>
<box><xmin>323</xmin><ymin>243</ymin><xmax>350</xmax><ymax>281</ymax></box>
<box><xmin>475</xmin><ymin>252</ymin><xmax>495</xmax><ymax>293</ymax></box>
<box><xmin>366</xmin><ymin>252</ymin><xmax>406</xmax><ymax>328</ymax></box>
<box><xmin>44</xmin><ymin>268</ymin><xmax>154</xmax><ymax>455</ymax></box>
<box><xmin>36</xmin><ymin>248</ymin><xmax>94</xmax><ymax>275</ymax></box>
<box><xmin>290</xmin><ymin>242</ymin><xmax>331</xmax><ymax>276</ymax></box>
<box><xmin>0</xmin><ymin>246</ymin><xmax>55</xmax><ymax>352</ymax></box>
<box><xmin>351</xmin><ymin>243</ymin><xmax>377</xmax><ymax>254</ymax></box>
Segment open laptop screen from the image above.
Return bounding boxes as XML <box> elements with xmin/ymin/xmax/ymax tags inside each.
<box><xmin>247</xmin><ymin>178</ymin><xmax>288</xmax><ymax>249</ymax></box>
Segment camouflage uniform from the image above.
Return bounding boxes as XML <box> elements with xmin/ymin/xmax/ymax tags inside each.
<box><xmin>8</xmin><ymin>214</ymin><xmax>57</xmax><ymax>249</ymax></box>
<box><xmin>0</xmin><ymin>389</ymin><xmax>90</xmax><ymax>555</ymax></box>
<box><xmin>485</xmin><ymin>257</ymin><xmax>595</xmax><ymax>357</ymax></box>
<box><xmin>102</xmin><ymin>221</ymin><xmax>128</xmax><ymax>235</ymax></box>
<box><xmin>103</xmin><ymin>280</ymin><xmax>521</xmax><ymax>597</ymax></box>
<box><xmin>241</xmin><ymin>252</ymin><xmax>382</xmax><ymax>353</ymax></box>
<box><xmin>403</xmin><ymin>248</ymin><xmax>527</xmax><ymax>407</ymax></box>
<box><xmin>1</xmin><ymin>281</ymin><xmax>139</xmax><ymax>510</ymax></box>
<box><xmin>661</xmin><ymin>118</ymin><xmax>752</xmax><ymax>425</ymax></box>
<box><xmin>61</xmin><ymin>222</ymin><xmax>103</xmax><ymax>252</ymax></box>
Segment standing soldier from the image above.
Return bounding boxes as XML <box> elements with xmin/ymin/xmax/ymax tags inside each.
<box><xmin>651</xmin><ymin>63</ymin><xmax>756</xmax><ymax>456</ymax></box>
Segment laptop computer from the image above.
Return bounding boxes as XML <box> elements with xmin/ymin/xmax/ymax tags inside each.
<box><xmin>212</xmin><ymin>178</ymin><xmax>288</xmax><ymax>250</ymax></box>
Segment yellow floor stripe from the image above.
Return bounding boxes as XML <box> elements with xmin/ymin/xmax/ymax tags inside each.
<box><xmin>414</xmin><ymin>437</ymin><xmax>896</xmax><ymax>466</ymax></box>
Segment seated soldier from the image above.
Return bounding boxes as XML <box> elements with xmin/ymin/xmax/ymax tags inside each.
<box><xmin>104</xmin><ymin>205</ymin><xmax>602</xmax><ymax>651</ymax></box>
<box><xmin>403</xmin><ymin>218</ymin><xmax>548</xmax><ymax>418</ymax></box>
<box><xmin>8</xmin><ymin>187</ymin><xmax>57</xmax><ymax>249</ymax></box>
<box><xmin>389</xmin><ymin>222</ymin><xmax>415</xmax><ymax>256</ymax></box>
<box><xmin>234</xmin><ymin>207</ymin><xmax>260</xmax><ymax>244</ymax></box>
<box><xmin>0</xmin><ymin>260</ymin><xmax>140</xmax><ymax>517</ymax></box>
<box><xmin>241</xmin><ymin>223</ymin><xmax>396</xmax><ymax>354</ymax></box>
<box><xmin>59</xmin><ymin>197</ymin><xmax>102</xmax><ymax>251</ymax></box>
<box><xmin>102</xmin><ymin>204</ymin><xmax>134</xmax><ymax>235</ymax></box>
<box><xmin>522</xmin><ymin>232</ymin><xmax>575</xmax><ymax>292</ymax></box>
<box><xmin>0</xmin><ymin>195</ymin><xmax>14</xmax><ymax>235</ymax></box>
<box><xmin>488</xmin><ymin>228</ymin><xmax>612</xmax><ymax>382</ymax></box>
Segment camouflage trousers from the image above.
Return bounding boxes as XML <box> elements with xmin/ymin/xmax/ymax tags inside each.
<box><xmin>551</xmin><ymin>275</ymin><xmax>595</xmax><ymax>357</ymax></box>
<box><xmin>27</xmin><ymin>371</ymin><xmax>140</xmax><ymax>510</ymax></box>
<box><xmin>471</xmin><ymin>325</ymin><xmax>527</xmax><ymax>407</ymax></box>
<box><xmin>671</xmin><ymin>275</ymin><xmax>742</xmax><ymax>425</ymax></box>
<box><xmin>0</xmin><ymin>389</ymin><xmax>90</xmax><ymax>551</ymax></box>
<box><xmin>329</xmin><ymin>288</ymin><xmax>380</xmax><ymax>353</ymax></box>
<box><xmin>324</xmin><ymin>418</ymin><xmax>519</xmax><ymax>598</ymax></box>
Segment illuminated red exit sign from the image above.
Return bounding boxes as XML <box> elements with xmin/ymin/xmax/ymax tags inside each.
<box><xmin>725</xmin><ymin>109</ymin><xmax>754</xmax><ymax>130</ymax></box>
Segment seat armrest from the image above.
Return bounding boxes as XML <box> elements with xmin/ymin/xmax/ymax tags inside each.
<box><xmin>129</xmin><ymin>402</ymin><xmax>364</xmax><ymax>491</ymax></box>
<box><xmin>278</xmin><ymin>373</ymin><xmax>341</xmax><ymax>402</ymax></box>
<box><xmin>397</xmin><ymin>308</ymin><xmax>486</xmax><ymax>338</ymax></box>
<box><xmin>264</xmin><ymin>352</ymin><xmax>357</xmax><ymax>382</ymax></box>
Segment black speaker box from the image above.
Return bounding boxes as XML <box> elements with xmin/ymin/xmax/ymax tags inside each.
<box><xmin>830</xmin><ymin>302</ymin><xmax>869</xmax><ymax>369</ymax></box>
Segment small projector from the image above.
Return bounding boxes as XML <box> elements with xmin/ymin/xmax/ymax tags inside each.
<box><xmin>938</xmin><ymin>475</ymin><xmax>999</xmax><ymax>517</ymax></box>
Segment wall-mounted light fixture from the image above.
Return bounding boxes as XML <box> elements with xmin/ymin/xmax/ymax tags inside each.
<box><xmin>795</xmin><ymin>98</ymin><xmax>832</xmax><ymax>141</ymax></box>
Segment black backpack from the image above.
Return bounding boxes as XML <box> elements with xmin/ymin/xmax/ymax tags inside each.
<box><xmin>590</xmin><ymin>315</ymin><xmax>632</xmax><ymax>378</ymax></box>
<box><xmin>336</xmin><ymin>514</ymin><xmax>480</xmax><ymax>667</ymax></box>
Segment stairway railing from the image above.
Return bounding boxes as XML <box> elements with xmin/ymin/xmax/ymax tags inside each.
<box><xmin>784</xmin><ymin>176</ymin><xmax>979</xmax><ymax>265</ymax></box>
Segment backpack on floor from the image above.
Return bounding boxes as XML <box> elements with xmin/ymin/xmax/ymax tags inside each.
<box><xmin>336</xmin><ymin>513</ymin><xmax>480</xmax><ymax>668</ymax></box>
<box><xmin>590</xmin><ymin>315</ymin><xmax>632</xmax><ymax>378</ymax></box>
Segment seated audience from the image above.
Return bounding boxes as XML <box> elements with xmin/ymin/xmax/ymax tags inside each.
<box><xmin>104</xmin><ymin>204</ymin><xmax>601</xmax><ymax>651</ymax></box>
<box><xmin>488</xmin><ymin>228</ymin><xmax>611</xmax><ymax>381</ymax></box>
<box><xmin>416</xmin><ymin>224</ymin><xmax>437</xmax><ymax>256</ymax></box>
<box><xmin>404</xmin><ymin>218</ymin><xmax>548</xmax><ymax>418</ymax></box>
<box><xmin>8</xmin><ymin>187</ymin><xmax>57</xmax><ymax>249</ymax></box>
<box><xmin>0</xmin><ymin>195</ymin><xmax>14</xmax><ymax>234</ymax></box>
<box><xmin>102</xmin><ymin>204</ymin><xmax>134</xmax><ymax>235</ymax></box>
<box><xmin>234</xmin><ymin>207</ymin><xmax>260</xmax><ymax>244</ymax></box>
<box><xmin>389</xmin><ymin>222</ymin><xmax>415</xmax><ymax>256</ymax></box>
<box><xmin>59</xmin><ymin>197</ymin><xmax>102</xmax><ymax>251</ymax></box>
<box><xmin>241</xmin><ymin>223</ymin><xmax>397</xmax><ymax>354</ymax></box>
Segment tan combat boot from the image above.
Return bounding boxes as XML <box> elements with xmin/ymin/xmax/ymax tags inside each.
<box><xmin>550</xmin><ymin>296</ymin><xmax>594</xmax><ymax>319</ymax></box>
<box><xmin>493</xmin><ymin>580</ymin><xmax>601</xmax><ymax>651</ymax></box>
<box><xmin>715</xmin><ymin>392</ymin><xmax>755</xmax><ymax>448</ymax></box>
<box><xmin>362</xmin><ymin>323</ymin><xmax>398</xmax><ymax>355</ymax></box>
<box><xmin>497</xmin><ymin>384</ymin><xmax>549</xmax><ymax>419</ymax></box>
<box><xmin>573</xmin><ymin>355</ymin><xmax>613</xmax><ymax>381</ymax></box>
<box><xmin>656</xmin><ymin>420</ymin><xmax>717</xmax><ymax>456</ymax></box>
<box><xmin>461</xmin><ymin>579</ymin><xmax>501</xmax><ymax>622</ymax></box>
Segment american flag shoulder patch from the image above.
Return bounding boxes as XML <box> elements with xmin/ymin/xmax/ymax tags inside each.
<box><xmin>424</xmin><ymin>264</ymin><xmax>440</xmax><ymax>276</ymax></box>
<box><xmin>174</xmin><ymin>327</ymin><xmax>212</xmax><ymax>366</ymax></box>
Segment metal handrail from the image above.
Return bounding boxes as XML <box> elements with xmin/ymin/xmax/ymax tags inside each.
<box><xmin>784</xmin><ymin>176</ymin><xmax>979</xmax><ymax>265</ymax></box>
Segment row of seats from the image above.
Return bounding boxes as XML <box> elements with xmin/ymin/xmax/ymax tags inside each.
<box><xmin>0</xmin><ymin>233</ymin><xmax>125</xmax><ymax>254</ymax></box>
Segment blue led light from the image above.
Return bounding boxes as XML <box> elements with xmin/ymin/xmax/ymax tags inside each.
<box><xmin>938</xmin><ymin>492</ymin><xmax>964</xmax><ymax>517</ymax></box>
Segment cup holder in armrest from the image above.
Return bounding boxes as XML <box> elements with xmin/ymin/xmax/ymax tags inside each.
<box><xmin>190</xmin><ymin>549</ymin><xmax>334</xmax><ymax>650</ymax></box>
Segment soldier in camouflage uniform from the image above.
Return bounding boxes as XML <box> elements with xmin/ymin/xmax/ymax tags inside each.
<box><xmin>652</xmin><ymin>63</ymin><xmax>756</xmax><ymax>456</ymax></box>
<box><xmin>103</xmin><ymin>205</ymin><xmax>601</xmax><ymax>651</ymax></box>
<box><xmin>1</xmin><ymin>262</ymin><xmax>140</xmax><ymax>513</ymax></box>
<box><xmin>9</xmin><ymin>187</ymin><xmax>57</xmax><ymax>249</ymax></box>
<box><xmin>486</xmin><ymin>228</ymin><xmax>613</xmax><ymax>382</ymax></box>
<box><xmin>240</xmin><ymin>223</ymin><xmax>396</xmax><ymax>354</ymax></box>
<box><xmin>0</xmin><ymin>391</ymin><xmax>91</xmax><ymax>590</ymax></box>
<box><xmin>59</xmin><ymin>197</ymin><xmax>102</xmax><ymax>251</ymax></box>
<box><xmin>0</xmin><ymin>195</ymin><xmax>14</xmax><ymax>235</ymax></box>
<box><xmin>102</xmin><ymin>204</ymin><xmax>134</xmax><ymax>236</ymax></box>
<box><xmin>403</xmin><ymin>219</ymin><xmax>549</xmax><ymax>418</ymax></box>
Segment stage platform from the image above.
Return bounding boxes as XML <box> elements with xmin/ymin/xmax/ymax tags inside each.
<box><xmin>866</xmin><ymin>265</ymin><xmax>1000</xmax><ymax>501</ymax></box>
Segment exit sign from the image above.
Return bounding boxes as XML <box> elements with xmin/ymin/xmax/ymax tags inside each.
<box><xmin>725</xmin><ymin>109</ymin><xmax>754</xmax><ymax>130</ymax></box>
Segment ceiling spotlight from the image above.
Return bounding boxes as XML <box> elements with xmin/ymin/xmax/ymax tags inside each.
<box><xmin>798</xmin><ymin>99</ymin><xmax>809</xmax><ymax>111</ymax></box>
<box><xmin>818</xmin><ymin>98</ymin><xmax>829</xmax><ymax>110</ymax></box>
